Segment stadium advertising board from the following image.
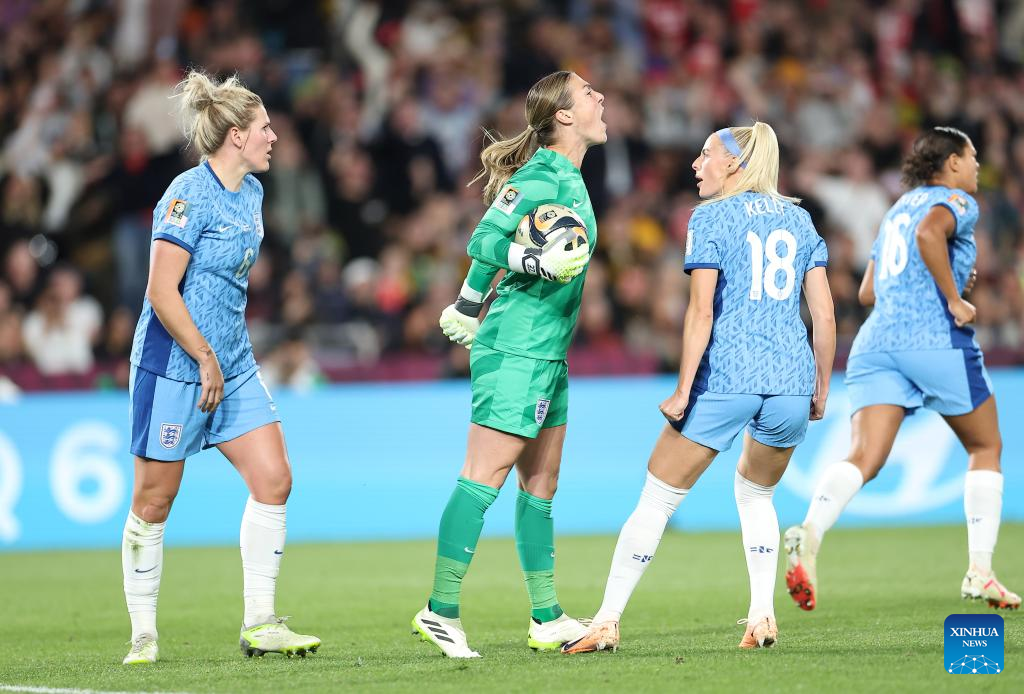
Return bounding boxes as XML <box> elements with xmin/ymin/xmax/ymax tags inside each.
<box><xmin>1</xmin><ymin>371</ymin><xmax>1022</xmax><ymax>550</ymax></box>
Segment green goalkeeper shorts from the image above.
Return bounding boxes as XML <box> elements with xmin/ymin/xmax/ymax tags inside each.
<box><xmin>469</xmin><ymin>342</ymin><xmax>569</xmax><ymax>438</ymax></box>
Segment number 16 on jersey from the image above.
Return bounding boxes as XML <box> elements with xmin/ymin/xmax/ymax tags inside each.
<box><xmin>877</xmin><ymin>213</ymin><xmax>910</xmax><ymax>281</ymax></box>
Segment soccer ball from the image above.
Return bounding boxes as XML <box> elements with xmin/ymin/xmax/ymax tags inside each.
<box><xmin>515</xmin><ymin>203</ymin><xmax>589</xmax><ymax>252</ymax></box>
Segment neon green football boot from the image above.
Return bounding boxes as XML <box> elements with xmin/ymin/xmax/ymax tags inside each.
<box><xmin>239</xmin><ymin>617</ymin><xmax>321</xmax><ymax>658</ymax></box>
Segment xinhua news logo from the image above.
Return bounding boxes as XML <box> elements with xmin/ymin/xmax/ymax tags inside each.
<box><xmin>944</xmin><ymin>614</ymin><xmax>1004</xmax><ymax>674</ymax></box>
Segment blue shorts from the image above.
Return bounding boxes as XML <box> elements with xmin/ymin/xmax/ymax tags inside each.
<box><xmin>129</xmin><ymin>364</ymin><xmax>280</xmax><ymax>461</ymax></box>
<box><xmin>845</xmin><ymin>349</ymin><xmax>993</xmax><ymax>416</ymax></box>
<box><xmin>671</xmin><ymin>390</ymin><xmax>811</xmax><ymax>452</ymax></box>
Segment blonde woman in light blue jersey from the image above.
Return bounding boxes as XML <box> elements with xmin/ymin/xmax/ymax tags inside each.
<box><xmin>565</xmin><ymin>122</ymin><xmax>836</xmax><ymax>654</ymax></box>
<box><xmin>122</xmin><ymin>71</ymin><xmax>319</xmax><ymax>665</ymax></box>
<box><xmin>565</xmin><ymin>122</ymin><xmax>835</xmax><ymax>655</ymax></box>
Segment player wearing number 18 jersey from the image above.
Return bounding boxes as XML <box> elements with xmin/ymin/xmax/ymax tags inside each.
<box><xmin>684</xmin><ymin>192</ymin><xmax>827</xmax><ymax>397</ymax></box>
<box><xmin>785</xmin><ymin>127</ymin><xmax>1020</xmax><ymax>612</ymax></box>
<box><xmin>564</xmin><ymin>122</ymin><xmax>836</xmax><ymax>654</ymax></box>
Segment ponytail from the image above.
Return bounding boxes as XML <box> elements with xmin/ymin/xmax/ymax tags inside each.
<box><xmin>472</xmin><ymin>128</ymin><xmax>540</xmax><ymax>205</ymax></box>
<box><xmin>469</xmin><ymin>71</ymin><xmax>574</xmax><ymax>204</ymax></box>
<box><xmin>702</xmin><ymin>121</ymin><xmax>799</xmax><ymax>205</ymax></box>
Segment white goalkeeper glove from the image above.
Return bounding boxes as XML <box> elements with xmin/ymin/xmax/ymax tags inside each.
<box><xmin>508</xmin><ymin>232</ymin><xmax>590</xmax><ymax>284</ymax></box>
<box><xmin>439</xmin><ymin>283</ymin><xmax>489</xmax><ymax>349</ymax></box>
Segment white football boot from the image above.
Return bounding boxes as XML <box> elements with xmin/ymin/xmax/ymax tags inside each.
<box><xmin>122</xmin><ymin>634</ymin><xmax>158</xmax><ymax>664</ymax></box>
<box><xmin>412</xmin><ymin>605</ymin><xmax>481</xmax><ymax>658</ymax></box>
<box><xmin>961</xmin><ymin>569</ymin><xmax>1021</xmax><ymax>610</ymax></box>
<box><xmin>527</xmin><ymin>613</ymin><xmax>590</xmax><ymax>651</ymax></box>
<box><xmin>239</xmin><ymin>617</ymin><xmax>321</xmax><ymax>657</ymax></box>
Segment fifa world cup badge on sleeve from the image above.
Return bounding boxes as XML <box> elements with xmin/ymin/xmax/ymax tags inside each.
<box><xmin>494</xmin><ymin>185</ymin><xmax>521</xmax><ymax>214</ymax></box>
<box><xmin>944</xmin><ymin>614</ymin><xmax>1003</xmax><ymax>674</ymax></box>
<box><xmin>166</xmin><ymin>199</ymin><xmax>189</xmax><ymax>228</ymax></box>
<box><xmin>947</xmin><ymin>193</ymin><xmax>968</xmax><ymax>216</ymax></box>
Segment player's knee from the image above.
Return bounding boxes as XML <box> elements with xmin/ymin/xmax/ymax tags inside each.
<box><xmin>261</xmin><ymin>467</ymin><xmax>292</xmax><ymax>504</ymax></box>
<box><xmin>845</xmin><ymin>453</ymin><xmax>879</xmax><ymax>484</ymax></box>
<box><xmin>965</xmin><ymin>436</ymin><xmax>1001</xmax><ymax>466</ymax></box>
<box><xmin>537</xmin><ymin>478</ymin><xmax>558</xmax><ymax>498</ymax></box>
<box><xmin>987</xmin><ymin>437</ymin><xmax>1003</xmax><ymax>461</ymax></box>
<box><xmin>462</xmin><ymin>457</ymin><xmax>514</xmax><ymax>488</ymax></box>
<box><xmin>855</xmin><ymin>460</ymin><xmax>881</xmax><ymax>483</ymax></box>
<box><xmin>133</xmin><ymin>490</ymin><xmax>176</xmax><ymax>522</ymax></box>
<box><xmin>520</xmin><ymin>472</ymin><xmax>558</xmax><ymax>499</ymax></box>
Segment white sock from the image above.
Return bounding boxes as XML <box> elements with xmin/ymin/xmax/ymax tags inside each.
<box><xmin>593</xmin><ymin>472</ymin><xmax>688</xmax><ymax>624</ymax></box>
<box><xmin>241</xmin><ymin>497</ymin><xmax>287</xmax><ymax>628</ymax></box>
<box><xmin>964</xmin><ymin>470</ymin><xmax>1003</xmax><ymax>575</ymax></box>
<box><xmin>802</xmin><ymin>461</ymin><xmax>864</xmax><ymax>543</ymax></box>
<box><xmin>122</xmin><ymin>510</ymin><xmax>165</xmax><ymax>640</ymax></box>
<box><xmin>735</xmin><ymin>471</ymin><xmax>778</xmax><ymax>621</ymax></box>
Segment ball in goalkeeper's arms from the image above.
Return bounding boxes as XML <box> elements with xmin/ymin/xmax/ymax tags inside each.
<box><xmin>515</xmin><ymin>203</ymin><xmax>588</xmax><ymax>252</ymax></box>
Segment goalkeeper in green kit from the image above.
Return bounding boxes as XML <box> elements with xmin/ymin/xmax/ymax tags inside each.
<box><xmin>412</xmin><ymin>71</ymin><xmax>607</xmax><ymax>657</ymax></box>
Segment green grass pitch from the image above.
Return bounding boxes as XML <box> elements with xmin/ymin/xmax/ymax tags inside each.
<box><xmin>2</xmin><ymin>525</ymin><xmax>1022</xmax><ymax>693</ymax></box>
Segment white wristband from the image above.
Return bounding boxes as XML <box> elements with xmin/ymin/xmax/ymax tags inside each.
<box><xmin>459</xmin><ymin>280</ymin><xmax>491</xmax><ymax>304</ymax></box>
<box><xmin>507</xmin><ymin>243</ymin><xmax>528</xmax><ymax>274</ymax></box>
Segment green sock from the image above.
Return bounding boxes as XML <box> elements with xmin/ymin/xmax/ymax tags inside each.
<box><xmin>428</xmin><ymin>477</ymin><xmax>499</xmax><ymax>618</ymax></box>
<box><xmin>515</xmin><ymin>489</ymin><xmax>563</xmax><ymax>623</ymax></box>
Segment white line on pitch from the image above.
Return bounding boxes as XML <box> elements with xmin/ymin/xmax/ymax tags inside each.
<box><xmin>0</xmin><ymin>686</ymin><xmax>193</xmax><ymax>694</ymax></box>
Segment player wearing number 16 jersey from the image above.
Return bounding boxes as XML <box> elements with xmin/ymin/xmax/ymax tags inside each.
<box><xmin>785</xmin><ymin>127</ymin><xmax>1020</xmax><ymax>612</ymax></box>
<box><xmin>564</xmin><ymin>122</ymin><xmax>836</xmax><ymax>654</ymax></box>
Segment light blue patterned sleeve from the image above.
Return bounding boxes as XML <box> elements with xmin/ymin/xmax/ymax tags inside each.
<box><xmin>935</xmin><ymin>189</ymin><xmax>978</xmax><ymax>238</ymax></box>
<box><xmin>151</xmin><ymin>175</ymin><xmax>206</xmax><ymax>254</ymax></box>
<box><xmin>684</xmin><ymin>206</ymin><xmax>721</xmax><ymax>274</ymax></box>
<box><xmin>806</xmin><ymin>235</ymin><xmax>829</xmax><ymax>271</ymax></box>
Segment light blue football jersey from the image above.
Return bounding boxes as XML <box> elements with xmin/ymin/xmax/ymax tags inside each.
<box><xmin>130</xmin><ymin>162</ymin><xmax>264</xmax><ymax>382</ymax></box>
<box><xmin>851</xmin><ymin>185</ymin><xmax>979</xmax><ymax>355</ymax></box>
<box><xmin>684</xmin><ymin>192</ymin><xmax>828</xmax><ymax>395</ymax></box>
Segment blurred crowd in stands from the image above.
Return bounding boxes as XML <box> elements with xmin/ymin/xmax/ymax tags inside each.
<box><xmin>2</xmin><ymin>0</ymin><xmax>1024</xmax><ymax>392</ymax></box>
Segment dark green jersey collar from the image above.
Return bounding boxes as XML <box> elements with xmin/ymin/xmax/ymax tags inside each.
<box><xmin>533</xmin><ymin>147</ymin><xmax>579</xmax><ymax>174</ymax></box>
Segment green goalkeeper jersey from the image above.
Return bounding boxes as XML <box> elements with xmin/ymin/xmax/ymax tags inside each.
<box><xmin>465</xmin><ymin>147</ymin><xmax>597</xmax><ymax>361</ymax></box>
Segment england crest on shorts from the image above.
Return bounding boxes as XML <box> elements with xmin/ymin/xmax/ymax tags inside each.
<box><xmin>159</xmin><ymin>423</ymin><xmax>183</xmax><ymax>449</ymax></box>
<box><xmin>535</xmin><ymin>399</ymin><xmax>551</xmax><ymax>426</ymax></box>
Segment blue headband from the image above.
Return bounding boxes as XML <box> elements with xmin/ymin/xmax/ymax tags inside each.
<box><xmin>716</xmin><ymin>128</ymin><xmax>747</xmax><ymax>167</ymax></box>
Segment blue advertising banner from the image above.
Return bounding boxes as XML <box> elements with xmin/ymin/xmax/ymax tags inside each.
<box><xmin>1</xmin><ymin>370</ymin><xmax>1022</xmax><ymax>551</ymax></box>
